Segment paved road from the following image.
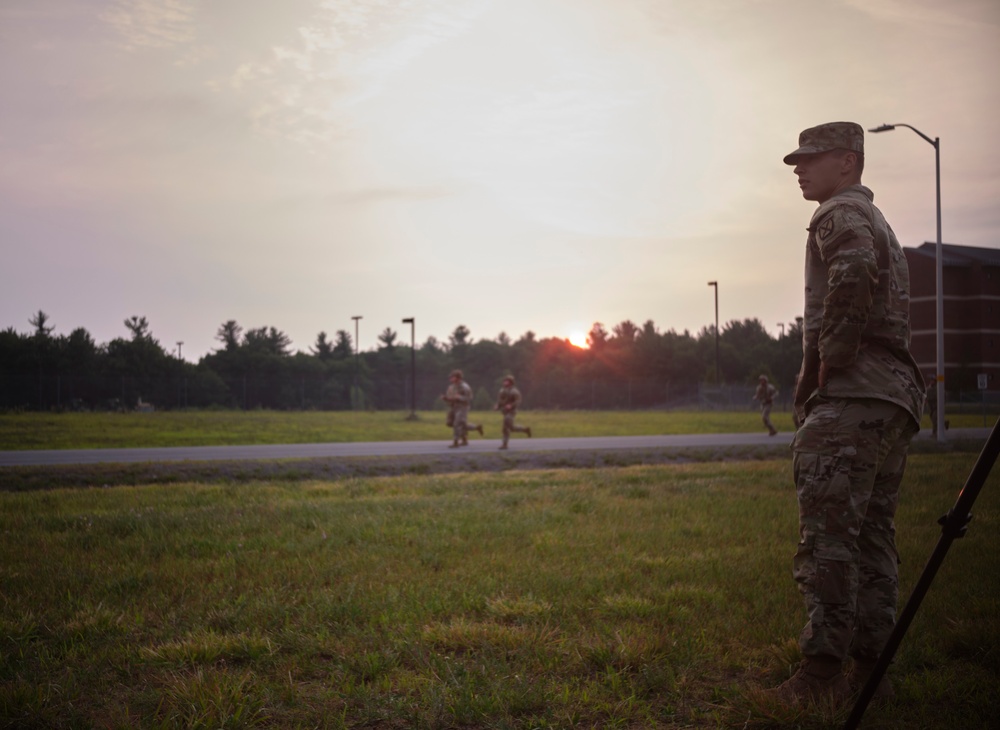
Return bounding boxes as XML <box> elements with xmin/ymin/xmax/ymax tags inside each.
<box><xmin>0</xmin><ymin>428</ymin><xmax>991</xmax><ymax>467</ymax></box>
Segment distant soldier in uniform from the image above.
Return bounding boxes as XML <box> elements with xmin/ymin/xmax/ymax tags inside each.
<box><xmin>769</xmin><ymin>122</ymin><xmax>925</xmax><ymax>708</ymax></box>
<box><xmin>494</xmin><ymin>375</ymin><xmax>532</xmax><ymax>449</ymax></box>
<box><xmin>441</xmin><ymin>369</ymin><xmax>483</xmax><ymax>448</ymax></box>
<box><xmin>752</xmin><ymin>374</ymin><xmax>779</xmax><ymax>436</ymax></box>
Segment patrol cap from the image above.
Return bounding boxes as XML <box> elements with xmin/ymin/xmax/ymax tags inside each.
<box><xmin>502</xmin><ymin>375</ymin><xmax>515</xmax><ymax>384</ymax></box>
<box><xmin>783</xmin><ymin>122</ymin><xmax>864</xmax><ymax>165</ymax></box>
<box><xmin>449</xmin><ymin>369</ymin><xmax>463</xmax><ymax>379</ymax></box>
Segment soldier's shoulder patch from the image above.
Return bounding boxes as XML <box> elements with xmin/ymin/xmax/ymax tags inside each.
<box><xmin>816</xmin><ymin>218</ymin><xmax>835</xmax><ymax>242</ymax></box>
<box><xmin>810</xmin><ymin>202</ymin><xmax>872</xmax><ymax>249</ymax></box>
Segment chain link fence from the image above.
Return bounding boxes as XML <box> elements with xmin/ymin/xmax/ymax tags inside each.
<box><xmin>3</xmin><ymin>372</ymin><xmax>997</xmax><ymax>419</ymax></box>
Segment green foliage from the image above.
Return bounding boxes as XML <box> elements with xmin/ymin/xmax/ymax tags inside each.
<box><xmin>10</xmin><ymin>311</ymin><xmax>988</xmax><ymax>414</ymax></box>
<box><xmin>473</xmin><ymin>386</ymin><xmax>494</xmax><ymax>410</ymax></box>
<box><xmin>2</xmin><ymin>310</ymin><xmax>816</xmax><ymax>412</ymax></box>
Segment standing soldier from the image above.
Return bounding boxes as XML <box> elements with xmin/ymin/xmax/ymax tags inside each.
<box><xmin>752</xmin><ymin>374</ymin><xmax>779</xmax><ymax>436</ymax></box>
<box><xmin>768</xmin><ymin>122</ymin><xmax>925</xmax><ymax>708</ymax></box>
<box><xmin>494</xmin><ymin>375</ymin><xmax>532</xmax><ymax>449</ymax></box>
<box><xmin>441</xmin><ymin>369</ymin><xmax>483</xmax><ymax>448</ymax></box>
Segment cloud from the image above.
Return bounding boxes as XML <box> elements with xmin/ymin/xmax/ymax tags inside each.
<box><xmin>101</xmin><ymin>0</ymin><xmax>198</xmax><ymax>50</ymax></box>
<box><xmin>215</xmin><ymin>0</ymin><xmax>490</xmax><ymax>144</ymax></box>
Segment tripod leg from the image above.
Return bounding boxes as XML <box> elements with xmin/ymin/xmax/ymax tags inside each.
<box><xmin>844</xmin><ymin>421</ymin><xmax>1000</xmax><ymax>730</ymax></box>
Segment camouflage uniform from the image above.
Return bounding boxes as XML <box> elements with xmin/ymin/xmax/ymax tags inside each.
<box><xmin>442</xmin><ymin>371</ymin><xmax>481</xmax><ymax>446</ymax></box>
<box><xmin>785</xmin><ymin>123</ymin><xmax>925</xmax><ymax>671</ymax></box>
<box><xmin>753</xmin><ymin>376</ymin><xmax>779</xmax><ymax>436</ymax></box>
<box><xmin>495</xmin><ymin>377</ymin><xmax>531</xmax><ymax>449</ymax></box>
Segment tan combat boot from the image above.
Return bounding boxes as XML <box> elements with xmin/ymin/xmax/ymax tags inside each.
<box><xmin>768</xmin><ymin>657</ymin><xmax>851</xmax><ymax>708</ymax></box>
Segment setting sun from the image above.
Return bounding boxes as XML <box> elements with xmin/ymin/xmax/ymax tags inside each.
<box><xmin>569</xmin><ymin>332</ymin><xmax>589</xmax><ymax>349</ymax></box>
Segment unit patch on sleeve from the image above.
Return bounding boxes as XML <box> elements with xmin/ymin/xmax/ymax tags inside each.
<box><xmin>817</xmin><ymin>217</ymin><xmax>835</xmax><ymax>242</ymax></box>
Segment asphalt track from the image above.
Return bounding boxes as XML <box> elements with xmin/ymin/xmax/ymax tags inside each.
<box><xmin>0</xmin><ymin>428</ymin><xmax>991</xmax><ymax>467</ymax></box>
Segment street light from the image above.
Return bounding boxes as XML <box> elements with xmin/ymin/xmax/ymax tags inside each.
<box><xmin>869</xmin><ymin>123</ymin><xmax>945</xmax><ymax>441</ymax></box>
<box><xmin>176</xmin><ymin>341</ymin><xmax>183</xmax><ymax>360</ymax></box>
<box><xmin>777</xmin><ymin>323</ymin><xmax>785</xmax><ymax>338</ymax></box>
<box><xmin>351</xmin><ymin>315</ymin><xmax>362</xmax><ymax>409</ymax></box>
<box><xmin>707</xmin><ymin>281</ymin><xmax>719</xmax><ymax>384</ymax></box>
<box><xmin>402</xmin><ymin>317</ymin><xmax>417</xmax><ymax>420</ymax></box>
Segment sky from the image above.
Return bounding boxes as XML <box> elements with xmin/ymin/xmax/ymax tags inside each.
<box><xmin>2</xmin><ymin>0</ymin><xmax>998</xmax><ymax>360</ymax></box>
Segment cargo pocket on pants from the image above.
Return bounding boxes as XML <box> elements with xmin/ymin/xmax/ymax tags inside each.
<box><xmin>814</xmin><ymin>537</ymin><xmax>853</xmax><ymax>605</ymax></box>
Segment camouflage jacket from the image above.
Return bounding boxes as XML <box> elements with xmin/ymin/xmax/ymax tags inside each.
<box><xmin>794</xmin><ymin>184</ymin><xmax>925</xmax><ymax>425</ymax></box>
<box><xmin>445</xmin><ymin>381</ymin><xmax>473</xmax><ymax>413</ymax></box>
<box><xmin>754</xmin><ymin>382</ymin><xmax>777</xmax><ymax>405</ymax></box>
<box><xmin>496</xmin><ymin>385</ymin><xmax>522</xmax><ymax>412</ymax></box>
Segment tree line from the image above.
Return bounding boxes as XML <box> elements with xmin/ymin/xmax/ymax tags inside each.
<box><xmin>1</xmin><ymin>310</ymin><xmax>804</xmax><ymax>411</ymax></box>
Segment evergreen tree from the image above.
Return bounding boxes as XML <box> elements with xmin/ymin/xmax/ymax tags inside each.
<box><xmin>311</xmin><ymin>331</ymin><xmax>334</xmax><ymax>361</ymax></box>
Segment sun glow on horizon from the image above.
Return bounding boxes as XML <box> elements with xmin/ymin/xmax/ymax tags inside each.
<box><xmin>568</xmin><ymin>331</ymin><xmax>589</xmax><ymax>349</ymax></box>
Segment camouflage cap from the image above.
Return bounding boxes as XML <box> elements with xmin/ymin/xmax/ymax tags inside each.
<box><xmin>502</xmin><ymin>375</ymin><xmax>515</xmax><ymax>384</ymax></box>
<box><xmin>783</xmin><ymin>122</ymin><xmax>864</xmax><ymax>165</ymax></box>
<box><xmin>449</xmin><ymin>369</ymin><xmax>463</xmax><ymax>379</ymax></box>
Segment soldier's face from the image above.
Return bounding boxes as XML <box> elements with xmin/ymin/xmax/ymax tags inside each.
<box><xmin>792</xmin><ymin>151</ymin><xmax>848</xmax><ymax>202</ymax></box>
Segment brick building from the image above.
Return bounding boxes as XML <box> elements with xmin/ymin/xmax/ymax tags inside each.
<box><xmin>904</xmin><ymin>243</ymin><xmax>1000</xmax><ymax>394</ymax></box>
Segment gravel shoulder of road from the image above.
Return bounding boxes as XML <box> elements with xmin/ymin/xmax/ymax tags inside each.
<box><xmin>0</xmin><ymin>436</ymin><xmax>984</xmax><ymax>492</ymax></box>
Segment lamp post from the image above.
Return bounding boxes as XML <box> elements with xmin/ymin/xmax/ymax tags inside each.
<box><xmin>402</xmin><ymin>317</ymin><xmax>417</xmax><ymax>420</ymax></box>
<box><xmin>777</xmin><ymin>323</ymin><xmax>785</xmax><ymax>338</ymax></box>
<box><xmin>707</xmin><ymin>281</ymin><xmax>719</xmax><ymax>384</ymax></box>
<box><xmin>176</xmin><ymin>341</ymin><xmax>183</xmax><ymax>360</ymax></box>
<box><xmin>351</xmin><ymin>315</ymin><xmax>362</xmax><ymax>410</ymax></box>
<box><xmin>869</xmin><ymin>123</ymin><xmax>944</xmax><ymax>441</ymax></box>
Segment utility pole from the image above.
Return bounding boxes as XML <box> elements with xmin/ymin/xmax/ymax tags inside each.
<box><xmin>351</xmin><ymin>315</ymin><xmax>362</xmax><ymax>410</ymax></box>
<box><xmin>402</xmin><ymin>317</ymin><xmax>416</xmax><ymax>420</ymax></box>
<box><xmin>870</xmin><ymin>122</ymin><xmax>945</xmax><ymax>441</ymax></box>
<box><xmin>707</xmin><ymin>281</ymin><xmax>719</xmax><ymax>384</ymax></box>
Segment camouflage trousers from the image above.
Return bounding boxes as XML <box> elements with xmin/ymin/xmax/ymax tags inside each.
<box><xmin>501</xmin><ymin>410</ymin><xmax>529</xmax><ymax>445</ymax></box>
<box><xmin>760</xmin><ymin>402</ymin><xmax>776</xmax><ymax>433</ymax></box>
<box><xmin>451</xmin><ymin>408</ymin><xmax>480</xmax><ymax>442</ymax></box>
<box><xmin>791</xmin><ymin>396</ymin><xmax>918</xmax><ymax>663</ymax></box>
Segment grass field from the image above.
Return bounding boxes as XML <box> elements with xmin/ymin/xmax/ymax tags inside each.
<box><xmin>1</xmin><ymin>409</ymin><xmax>994</xmax><ymax>450</ymax></box>
<box><xmin>2</xmin><ymin>454</ymin><xmax>997</xmax><ymax>728</ymax></box>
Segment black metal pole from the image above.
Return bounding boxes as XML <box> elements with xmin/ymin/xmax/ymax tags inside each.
<box><xmin>707</xmin><ymin>281</ymin><xmax>719</xmax><ymax>384</ymax></box>
<box><xmin>844</xmin><ymin>420</ymin><xmax>1000</xmax><ymax>729</ymax></box>
<box><xmin>403</xmin><ymin>317</ymin><xmax>416</xmax><ymax>420</ymax></box>
<box><xmin>351</xmin><ymin>315</ymin><xmax>362</xmax><ymax>409</ymax></box>
<box><xmin>715</xmin><ymin>288</ymin><xmax>719</xmax><ymax>383</ymax></box>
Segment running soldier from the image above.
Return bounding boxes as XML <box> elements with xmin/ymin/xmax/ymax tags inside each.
<box><xmin>494</xmin><ymin>375</ymin><xmax>532</xmax><ymax>449</ymax></box>
<box><xmin>753</xmin><ymin>374</ymin><xmax>779</xmax><ymax>436</ymax></box>
<box><xmin>441</xmin><ymin>369</ymin><xmax>483</xmax><ymax>448</ymax></box>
